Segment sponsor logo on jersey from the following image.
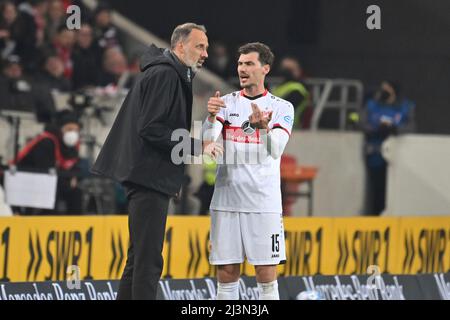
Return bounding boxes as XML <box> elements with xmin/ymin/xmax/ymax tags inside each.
<box><xmin>229</xmin><ymin>113</ymin><xmax>240</xmax><ymax>117</ymax></box>
<box><xmin>241</xmin><ymin>120</ymin><xmax>256</xmax><ymax>135</ymax></box>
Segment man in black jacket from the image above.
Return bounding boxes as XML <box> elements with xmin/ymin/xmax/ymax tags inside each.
<box><xmin>91</xmin><ymin>23</ymin><xmax>217</xmax><ymax>300</ymax></box>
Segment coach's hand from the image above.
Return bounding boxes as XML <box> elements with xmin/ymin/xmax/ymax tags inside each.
<box><xmin>249</xmin><ymin>103</ymin><xmax>272</xmax><ymax>130</ymax></box>
<box><xmin>203</xmin><ymin>140</ymin><xmax>224</xmax><ymax>159</ymax></box>
<box><xmin>207</xmin><ymin>91</ymin><xmax>226</xmax><ymax>120</ymax></box>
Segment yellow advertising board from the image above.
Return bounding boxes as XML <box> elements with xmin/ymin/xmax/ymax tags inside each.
<box><xmin>0</xmin><ymin>215</ymin><xmax>449</xmax><ymax>282</ymax></box>
<box><xmin>330</xmin><ymin>217</ymin><xmax>400</xmax><ymax>275</ymax></box>
<box><xmin>398</xmin><ymin>217</ymin><xmax>450</xmax><ymax>275</ymax></box>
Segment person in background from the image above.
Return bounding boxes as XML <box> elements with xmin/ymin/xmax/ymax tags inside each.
<box><xmin>362</xmin><ymin>80</ymin><xmax>415</xmax><ymax>215</ymax></box>
<box><xmin>0</xmin><ymin>1</ymin><xmax>37</xmax><ymax>71</ymax></box>
<box><xmin>44</xmin><ymin>0</ymin><xmax>65</xmax><ymax>44</ymax></box>
<box><xmin>272</xmin><ymin>56</ymin><xmax>310</xmax><ymax>129</ymax></box>
<box><xmin>97</xmin><ymin>46</ymin><xmax>131</xmax><ymax>88</ymax></box>
<box><xmin>206</xmin><ymin>41</ymin><xmax>233</xmax><ymax>79</ymax></box>
<box><xmin>17</xmin><ymin>0</ymin><xmax>47</xmax><ymax>49</ymax></box>
<box><xmin>10</xmin><ymin>110</ymin><xmax>83</xmax><ymax>215</ymax></box>
<box><xmin>194</xmin><ymin>157</ymin><xmax>216</xmax><ymax>215</ymax></box>
<box><xmin>36</xmin><ymin>53</ymin><xmax>71</xmax><ymax>92</ymax></box>
<box><xmin>71</xmin><ymin>22</ymin><xmax>101</xmax><ymax>90</ymax></box>
<box><xmin>0</xmin><ymin>54</ymin><xmax>55</xmax><ymax>122</ymax></box>
<box><xmin>42</xmin><ymin>24</ymin><xmax>75</xmax><ymax>80</ymax></box>
<box><xmin>92</xmin><ymin>2</ymin><xmax>119</xmax><ymax>51</ymax></box>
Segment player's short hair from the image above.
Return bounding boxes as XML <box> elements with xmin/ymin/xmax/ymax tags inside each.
<box><xmin>238</xmin><ymin>42</ymin><xmax>275</xmax><ymax>67</ymax></box>
<box><xmin>170</xmin><ymin>23</ymin><xmax>207</xmax><ymax>49</ymax></box>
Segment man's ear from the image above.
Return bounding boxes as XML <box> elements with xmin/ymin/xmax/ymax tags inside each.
<box><xmin>176</xmin><ymin>41</ymin><xmax>185</xmax><ymax>55</ymax></box>
<box><xmin>263</xmin><ymin>64</ymin><xmax>270</xmax><ymax>75</ymax></box>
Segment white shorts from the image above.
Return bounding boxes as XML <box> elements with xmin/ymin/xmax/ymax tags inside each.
<box><xmin>209</xmin><ymin>210</ymin><xmax>286</xmax><ymax>266</ymax></box>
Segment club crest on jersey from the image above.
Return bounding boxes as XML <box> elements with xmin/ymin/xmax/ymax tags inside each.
<box><xmin>284</xmin><ymin>115</ymin><xmax>294</xmax><ymax>125</ymax></box>
<box><xmin>241</xmin><ymin>120</ymin><xmax>256</xmax><ymax>135</ymax></box>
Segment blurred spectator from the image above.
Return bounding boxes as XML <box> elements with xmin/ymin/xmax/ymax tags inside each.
<box><xmin>0</xmin><ymin>54</ymin><xmax>55</xmax><ymax>122</ymax></box>
<box><xmin>92</xmin><ymin>2</ymin><xmax>119</xmax><ymax>51</ymax></box>
<box><xmin>98</xmin><ymin>47</ymin><xmax>132</xmax><ymax>88</ymax></box>
<box><xmin>0</xmin><ymin>1</ymin><xmax>37</xmax><ymax>70</ymax></box>
<box><xmin>194</xmin><ymin>158</ymin><xmax>216</xmax><ymax>215</ymax></box>
<box><xmin>206</xmin><ymin>41</ymin><xmax>233</xmax><ymax>78</ymax></box>
<box><xmin>36</xmin><ymin>53</ymin><xmax>71</xmax><ymax>91</ymax></box>
<box><xmin>17</xmin><ymin>0</ymin><xmax>47</xmax><ymax>48</ymax></box>
<box><xmin>71</xmin><ymin>22</ymin><xmax>101</xmax><ymax>89</ymax></box>
<box><xmin>45</xmin><ymin>24</ymin><xmax>76</xmax><ymax>79</ymax></box>
<box><xmin>44</xmin><ymin>0</ymin><xmax>65</xmax><ymax>44</ymax></box>
<box><xmin>361</xmin><ymin>80</ymin><xmax>415</xmax><ymax>215</ymax></box>
<box><xmin>272</xmin><ymin>56</ymin><xmax>310</xmax><ymax>129</ymax></box>
<box><xmin>127</xmin><ymin>51</ymin><xmax>141</xmax><ymax>75</ymax></box>
<box><xmin>11</xmin><ymin>109</ymin><xmax>83</xmax><ymax>215</ymax></box>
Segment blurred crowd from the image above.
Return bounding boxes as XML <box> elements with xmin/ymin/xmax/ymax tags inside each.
<box><xmin>0</xmin><ymin>0</ymin><xmax>134</xmax><ymax>124</ymax></box>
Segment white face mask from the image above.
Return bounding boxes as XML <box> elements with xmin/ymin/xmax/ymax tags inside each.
<box><xmin>63</xmin><ymin>130</ymin><xmax>79</xmax><ymax>147</ymax></box>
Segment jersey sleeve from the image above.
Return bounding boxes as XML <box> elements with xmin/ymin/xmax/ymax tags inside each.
<box><xmin>270</xmin><ymin>102</ymin><xmax>295</xmax><ymax>136</ymax></box>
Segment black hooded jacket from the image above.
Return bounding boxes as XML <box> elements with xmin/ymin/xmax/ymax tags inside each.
<box><xmin>91</xmin><ymin>45</ymin><xmax>200</xmax><ymax>196</ymax></box>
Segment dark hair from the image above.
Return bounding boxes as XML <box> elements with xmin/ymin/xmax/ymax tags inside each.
<box><xmin>383</xmin><ymin>80</ymin><xmax>401</xmax><ymax>96</ymax></box>
<box><xmin>170</xmin><ymin>22</ymin><xmax>207</xmax><ymax>49</ymax></box>
<box><xmin>94</xmin><ymin>1</ymin><xmax>111</xmax><ymax>16</ymax></box>
<box><xmin>55</xmin><ymin>110</ymin><xmax>80</xmax><ymax>128</ymax></box>
<box><xmin>238</xmin><ymin>42</ymin><xmax>274</xmax><ymax>67</ymax></box>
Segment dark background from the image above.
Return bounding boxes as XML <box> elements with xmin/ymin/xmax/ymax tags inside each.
<box><xmin>108</xmin><ymin>0</ymin><xmax>450</xmax><ymax>134</ymax></box>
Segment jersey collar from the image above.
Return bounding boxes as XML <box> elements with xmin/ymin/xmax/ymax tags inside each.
<box><xmin>240</xmin><ymin>89</ymin><xmax>268</xmax><ymax>100</ymax></box>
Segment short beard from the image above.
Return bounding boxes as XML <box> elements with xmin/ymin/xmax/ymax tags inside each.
<box><xmin>191</xmin><ymin>64</ymin><xmax>200</xmax><ymax>73</ymax></box>
<box><xmin>240</xmin><ymin>82</ymin><xmax>253</xmax><ymax>89</ymax></box>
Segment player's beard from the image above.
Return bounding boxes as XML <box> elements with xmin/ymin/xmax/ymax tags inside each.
<box><xmin>240</xmin><ymin>80</ymin><xmax>254</xmax><ymax>89</ymax></box>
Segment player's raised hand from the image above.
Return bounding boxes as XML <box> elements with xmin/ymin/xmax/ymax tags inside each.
<box><xmin>249</xmin><ymin>103</ymin><xmax>271</xmax><ymax>130</ymax></box>
<box><xmin>207</xmin><ymin>91</ymin><xmax>226</xmax><ymax>118</ymax></box>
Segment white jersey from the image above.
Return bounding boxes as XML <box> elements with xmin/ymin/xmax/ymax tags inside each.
<box><xmin>207</xmin><ymin>90</ymin><xmax>294</xmax><ymax>213</ymax></box>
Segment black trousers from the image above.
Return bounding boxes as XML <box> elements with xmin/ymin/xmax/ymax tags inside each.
<box><xmin>117</xmin><ymin>184</ymin><xmax>170</xmax><ymax>300</ymax></box>
<box><xmin>367</xmin><ymin>165</ymin><xmax>387</xmax><ymax>216</ymax></box>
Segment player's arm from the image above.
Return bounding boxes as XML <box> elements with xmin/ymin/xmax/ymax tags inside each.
<box><xmin>249</xmin><ymin>102</ymin><xmax>293</xmax><ymax>159</ymax></box>
<box><xmin>260</xmin><ymin>128</ymin><xmax>290</xmax><ymax>159</ymax></box>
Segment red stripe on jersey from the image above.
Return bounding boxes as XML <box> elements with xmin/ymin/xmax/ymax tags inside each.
<box><xmin>223</xmin><ymin>125</ymin><xmax>262</xmax><ymax>144</ymax></box>
<box><xmin>216</xmin><ymin>116</ymin><xmax>225</xmax><ymax>124</ymax></box>
<box><xmin>272</xmin><ymin>123</ymin><xmax>291</xmax><ymax>136</ymax></box>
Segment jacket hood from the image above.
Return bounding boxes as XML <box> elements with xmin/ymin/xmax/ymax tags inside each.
<box><xmin>139</xmin><ymin>44</ymin><xmax>194</xmax><ymax>84</ymax></box>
